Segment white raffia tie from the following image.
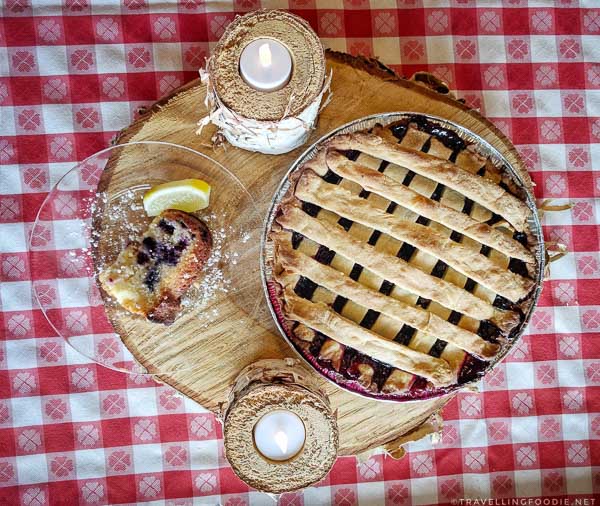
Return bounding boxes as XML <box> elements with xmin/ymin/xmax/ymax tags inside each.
<box><xmin>197</xmin><ymin>61</ymin><xmax>332</xmax><ymax>155</ymax></box>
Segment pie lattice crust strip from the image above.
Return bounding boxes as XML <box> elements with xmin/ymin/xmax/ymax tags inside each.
<box><xmin>268</xmin><ymin>115</ymin><xmax>541</xmax><ymax>401</ymax></box>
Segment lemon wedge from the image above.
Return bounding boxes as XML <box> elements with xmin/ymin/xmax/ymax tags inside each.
<box><xmin>143</xmin><ymin>179</ymin><xmax>211</xmax><ymax>216</ymax></box>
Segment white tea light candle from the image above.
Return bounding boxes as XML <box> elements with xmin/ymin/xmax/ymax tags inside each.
<box><xmin>198</xmin><ymin>10</ymin><xmax>329</xmax><ymax>155</ymax></box>
<box><xmin>222</xmin><ymin>359</ymin><xmax>338</xmax><ymax>493</ymax></box>
<box><xmin>254</xmin><ymin>409</ymin><xmax>305</xmax><ymax>461</ymax></box>
<box><xmin>240</xmin><ymin>39</ymin><xmax>292</xmax><ymax>91</ymax></box>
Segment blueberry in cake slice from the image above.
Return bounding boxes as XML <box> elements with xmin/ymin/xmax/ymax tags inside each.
<box><xmin>99</xmin><ymin>209</ymin><xmax>212</xmax><ymax>324</ymax></box>
<box><xmin>268</xmin><ymin>115</ymin><xmax>540</xmax><ymax>401</ymax></box>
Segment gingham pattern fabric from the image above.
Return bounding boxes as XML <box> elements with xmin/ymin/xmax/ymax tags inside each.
<box><xmin>1</xmin><ymin>1</ymin><xmax>599</xmax><ymax>504</ymax></box>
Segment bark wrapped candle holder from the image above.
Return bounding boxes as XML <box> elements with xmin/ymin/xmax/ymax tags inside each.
<box><xmin>221</xmin><ymin>358</ymin><xmax>338</xmax><ymax>493</ymax></box>
<box><xmin>197</xmin><ymin>10</ymin><xmax>330</xmax><ymax>155</ymax></box>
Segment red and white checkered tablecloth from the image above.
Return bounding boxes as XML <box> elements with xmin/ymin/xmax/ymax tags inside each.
<box><xmin>1</xmin><ymin>1</ymin><xmax>599</xmax><ymax>504</ymax></box>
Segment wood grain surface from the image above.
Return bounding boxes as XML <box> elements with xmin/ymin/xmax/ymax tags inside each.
<box><xmin>97</xmin><ymin>51</ymin><xmax>527</xmax><ymax>456</ymax></box>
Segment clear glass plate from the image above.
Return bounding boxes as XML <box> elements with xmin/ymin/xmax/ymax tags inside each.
<box><xmin>30</xmin><ymin>141</ymin><xmax>262</xmax><ymax>375</ymax></box>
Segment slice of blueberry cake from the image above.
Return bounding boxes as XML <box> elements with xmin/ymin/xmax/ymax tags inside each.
<box><xmin>99</xmin><ymin>209</ymin><xmax>212</xmax><ymax>324</ymax></box>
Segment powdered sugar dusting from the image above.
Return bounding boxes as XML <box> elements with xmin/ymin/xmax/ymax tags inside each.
<box><xmin>34</xmin><ymin>142</ymin><xmax>262</xmax><ymax>377</ymax></box>
<box><xmin>181</xmin><ymin>212</ymin><xmax>235</xmax><ymax>326</ymax></box>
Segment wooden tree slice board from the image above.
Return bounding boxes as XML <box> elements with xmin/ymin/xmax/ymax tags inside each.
<box><xmin>99</xmin><ymin>51</ymin><xmax>527</xmax><ymax>456</ymax></box>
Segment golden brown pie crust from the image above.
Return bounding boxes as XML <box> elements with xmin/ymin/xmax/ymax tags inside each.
<box><xmin>269</xmin><ymin>117</ymin><xmax>539</xmax><ymax>399</ymax></box>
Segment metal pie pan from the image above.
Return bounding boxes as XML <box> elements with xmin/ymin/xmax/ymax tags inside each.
<box><xmin>261</xmin><ymin>112</ymin><xmax>545</xmax><ymax>403</ymax></box>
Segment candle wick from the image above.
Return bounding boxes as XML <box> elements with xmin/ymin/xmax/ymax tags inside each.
<box><xmin>258</xmin><ymin>42</ymin><xmax>272</xmax><ymax>68</ymax></box>
<box><xmin>274</xmin><ymin>430</ymin><xmax>288</xmax><ymax>455</ymax></box>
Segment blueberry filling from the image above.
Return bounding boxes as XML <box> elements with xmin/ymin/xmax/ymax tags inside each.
<box><xmin>139</xmin><ymin>227</ymin><xmax>190</xmax><ymax>291</ymax></box>
<box><xmin>175</xmin><ymin>239</ymin><xmax>188</xmax><ymax>252</ymax></box>
<box><xmin>390</xmin><ymin>123</ymin><xmax>408</xmax><ymax>141</ymax></box>
<box><xmin>141</xmin><ymin>235</ymin><xmax>186</xmax><ymax>266</ymax></box>
<box><xmin>158</xmin><ymin>219</ymin><xmax>175</xmax><ymax>235</ymax></box>
<box><xmin>154</xmin><ymin>243</ymin><xmax>182</xmax><ymax>265</ymax></box>
<box><xmin>407</xmin><ymin>114</ymin><xmax>467</xmax><ymax>152</ymax></box>
<box><xmin>142</xmin><ymin>236</ymin><xmax>157</xmax><ymax>253</ymax></box>
<box><xmin>477</xmin><ymin>320</ymin><xmax>501</xmax><ymax>342</ymax></box>
<box><xmin>513</xmin><ymin>231</ymin><xmax>528</xmax><ymax>246</ymax></box>
<box><xmin>141</xmin><ymin>243</ymin><xmax>183</xmax><ymax>290</ymax></box>
<box><xmin>291</xmin><ymin>231</ymin><xmax>303</xmax><ymax>249</ymax></box>
<box><xmin>144</xmin><ymin>267</ymin><xmax>160</xmax><ymax>291</ymax></box>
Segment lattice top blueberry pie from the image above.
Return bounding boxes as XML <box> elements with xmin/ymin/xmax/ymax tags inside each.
<box><xmin>268</xmin><ymin>116</ymin><xmax>539</xmax><ymax>400</ymax></box>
